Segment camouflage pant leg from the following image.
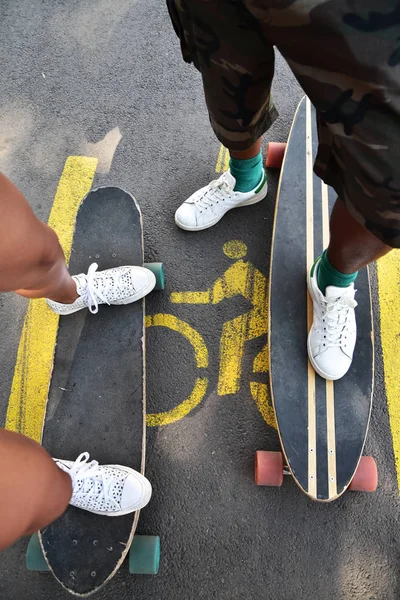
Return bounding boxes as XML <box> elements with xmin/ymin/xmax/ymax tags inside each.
<box><xmin>167</xmin><ymin>0</ymin><xmax>400</xmax><ymax>246</ymax></box>
<box><xmin>246</xmin><ymin>1</ymin><xmax>400</xmax><ymax>246</ymax></box>
<box><xmin>166</xmin><ymin>0</ymin><xmax>279</xmax><ymax>150</ymax></box>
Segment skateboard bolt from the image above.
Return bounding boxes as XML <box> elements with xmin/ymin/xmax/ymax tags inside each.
<box><xmin>91</xmin><ymin>571</ymin><xmax>96</xmax><ymax>577</ymax></box>
<box><xmin>72</xmin><ymin>540</ymin><xmax>77</xmax><ymax>546</ymax></box>
<box><xmin>93</xmin><ymin>540</ymin><xmax>98</xmax><ymax>546</ymax></box>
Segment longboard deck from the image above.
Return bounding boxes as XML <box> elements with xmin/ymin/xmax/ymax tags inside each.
<box><xmin>269</xmin><ymin>97</ymin><xmax>374</xmax><ymax>502</ymax></box>
<box><xmin>40</xmin><ymin>187</ymin><xmax>146</xmax><ymax>594</ymax></box>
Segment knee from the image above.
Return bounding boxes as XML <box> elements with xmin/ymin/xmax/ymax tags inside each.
<box><xmin>0</xmin><ymin>223</ymin><xmax>63</xmax><ymax>292</ymax></box>
<box><xmin>22</xmin><ymin>441</ymin><xmax>72</xmax><ymax>534</ymax></box>
<box><xmin>0</xmin><ymin>431</ymin><xmax>71</xmax><ymax>547</ymax></box>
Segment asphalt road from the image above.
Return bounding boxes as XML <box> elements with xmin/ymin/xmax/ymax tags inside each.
<box><xmin>0</xmin><ymin>1</ymin><xmax>399</xmax><ymax>599</ymax></box>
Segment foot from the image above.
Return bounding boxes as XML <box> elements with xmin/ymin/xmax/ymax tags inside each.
<box><xmin>55</xmin><ymin>453</ymin><xmax>152</xmax><ymax>516</ymax></box>
<box><xmin>175</xmin><ymin>169</ymin><xmax>268</xmax><ymax>231</ymax></box>
<box><xmin>307</xmin><ymin>257</ymin><xmax>358</xmax><ymax>380</ymax></box>
<box><xmin>46</xmin><ymin>263</ymin><xmax>156</xmax><ymax>315</ymax></box>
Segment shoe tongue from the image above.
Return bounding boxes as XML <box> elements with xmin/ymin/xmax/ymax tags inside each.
<box><xmin>222</xmin><ymin>170</ymin><xmax>236</xmax><ymax>189</ymax></box>
<box><xmin>55</xmin><ymin>460</ymin><xmax>69</xmax><ymax>474</ymax></box>
<box><xmin>73</xmin><ymin>274</ymin><xmax>87</xmax><ymax>296</ymax></box>
<box><xmin>325</xmin><ymin>283</ymin><xmax>354</xmax><ymax>301</ymax></box>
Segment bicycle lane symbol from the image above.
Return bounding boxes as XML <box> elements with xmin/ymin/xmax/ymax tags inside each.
<box><xmin>146</xmin><ymin>240</ymin><xmax>276</xmax><ymax>429</ymax></box>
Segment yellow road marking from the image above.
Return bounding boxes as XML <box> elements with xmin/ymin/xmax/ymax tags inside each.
<box><xmin>145</xmin><ymin>314</ymin><xmax>209</xmax><ymax>426</ymax></box>
<box><xmin>146</xmin><ymin>378</ymin><xmax>209</xmax><ymax>427</ymax></box>
<box><xmin>215</xmin><ymin>145</ymin><xmax>229</xmax><ymax>173</ymax></box>
<box><xmin>5</xmin><ymin>157</ymin><xmax>98</xmax><ymax>442</ymax></box>
<box><xmin>171</xmin><ymin>291</ymin><xmax>210</xmax><ymax>304</ymax></box>
<box><xmin>223</xmin><ymin>148</ymin><xmax>230</xmax><ymax>171</ymax></box>
<box><xmin>170</xmin><ymin>241</ymin><xmax>275</xmax><ymax>428</ymax></box>
<box><xmin>306</xmin><ymin>97</ymin><xmax>317</xmax><ymax>497</ymax></box>
<box><xmin>377</xmin><ymin>250</ymin><xmax>400</xmax><ymax>490</ymax></box>
<box><xmin>250</xmin><ymin>382</ymin><xmax>276</xmax><ymax>429</ymax></box>
<box><xmin>223</xmin><ymin>240</ymin><xmax>248</xmax><ymax>259</ymax></box>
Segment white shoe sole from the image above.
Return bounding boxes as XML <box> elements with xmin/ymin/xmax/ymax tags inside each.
<box><xmin>175</xmin><ymin>182</ymin><xmax>268</xmax><ymax>232</ymax></box>
<box><xmin>306</xmin><ymin>269</ymin><xmax>350</xmax><ymax>381</ymax></box>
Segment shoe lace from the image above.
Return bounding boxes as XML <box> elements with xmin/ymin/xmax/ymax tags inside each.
<box><xmin>69</xmin><ymin>452</ymin><xmax>120</xmax><ymax>510</ymax></box>
<box><xmin>194</xmin><ymin>177</ymin><xmax>233</xmax><ymax>210</ymax></box>
<box><xmin>321</xmin><ymin>292</ymin><xmax>358</xmax><ymax>348</ymax></box>
<box><xmin>83</xmin><ymin>263</ymin><xmax>127</xmax><ymax>315</ymax></box>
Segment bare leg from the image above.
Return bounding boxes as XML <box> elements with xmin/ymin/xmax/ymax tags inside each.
<box><xmin>327</xmin><ymin>199</ymin><xmax>392</xmax><ymax>272</ymax></box>
<box><xmin>230</xmin><ymin>138</ymin><xmax>262</xmax><ymax>160</ymax></box>
<box><xmin>0</xmin><ymin>173</ymin><xmax>78</xmax><ymax>303</ymax></box>
<box><xmin>0</xmin><ymin>429</ymin><xmax>72</xmax><ymax>551</ymax></box>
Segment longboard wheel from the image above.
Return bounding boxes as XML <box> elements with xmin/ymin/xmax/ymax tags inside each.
<box><xmin>255</xmin><ymin>451</ymin><xmax>284</xmax><ymax>486</ymax></box>
<box><xmin>129</xmin><ymin>535</ymin><xmax>160</xmax><ymax>575</ymax></box>
<box><xmin>26</xmin><ymin>533</ymin><xmax>49</xmax><ymax>572</ymax></box>
<box><xmin>265</xmin><ymin>142</ymin><xmax>287</xmax><ymax>168</ymax></box>
<box><xmin>349</xmin><ymin>456</ymin><xmax>378</xmax><ymax>492</ymax></box>
<box><xmin>144</xmin><ymin>262</ymin><xmax>165</xmax><ymax>290</ymax></box>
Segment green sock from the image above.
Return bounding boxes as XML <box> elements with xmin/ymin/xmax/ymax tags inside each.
<box><xmin>229</xmin><ymin>152</ymin><xmax>264</xmax><ymax>193</ymax></box>
<box><xmin>316</xmin><ymin>250</ymin><xmax>358</xmax><ymax>294</ymax></box>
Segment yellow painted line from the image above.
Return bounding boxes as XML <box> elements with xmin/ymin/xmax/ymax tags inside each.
<box><xmin>145</xmin><ymin>313</ymin><xmax>208</xmax><ymax>367</ymax></box>
<box><xmin>218</xmin><ymin>262</ymin><xmax>268</xmax><ymax>395</ymax></box>
<box><xmin>215</xmin><ymin>145</ymin><xmax>229</xmax><ymax>173</ymax></box>
<box><xmin>250</xmin><ymin>341</ymin><xmax>276</xmax><ymax>430</ymax></box>
<box><xmin>171</xmin><ymin>291</ymin><xmax>210</xmax><ymax>304</ymax></box>
<box><xmin>5</xmin><ymin>157</ymin><xmax>98</xmax><ymax>442</ymax></box>
<box><xmin>253</xmin><ymin>343</ymin><xmax>268</xmax><ymax>373</ymax></box>
<box><xmin>306</xmin><ymin>97</ymin><xmax>317</xmax><ymax>497</ymax></box>
<box><xmin>321</xmin><ymin>180</ymin><xmax>337</xmax><ymax>499</ymax></box>
<box><xmin>377</xmin><ymin>249</ymin><xmax>400</xmax><ymax>490</ymax></box>
<box><xmin>223</xmin><ymin>147</ymin><xmax>230</xmax><ymax>171</ymax></box>
<box><xmin>250</xmin><ymin>382</ymin><xmax>276</xmax><ymax>429</ymax></box>
<box><xmin>145</xmin><ymin>313</ymin><xmax>209</xmax><ymax>426</ymax></box>
<box><xmin>170</xmin><ymin>240</ymin><xmax>272</xmax><ymax>426</ymax></box>
<box><xmin>147</xmin><ymin>378</ymin><xmax>209</xmax><ymax>427</ymax></box>
<box><xmin>218</xmin><ymin>313</ymin><xmax>247</xmax><ymax>395</ymax></box>
<box><xmin>216</xmin><ymin>144</ymin><xmax>225</xmax><ymax>173</ymax></box>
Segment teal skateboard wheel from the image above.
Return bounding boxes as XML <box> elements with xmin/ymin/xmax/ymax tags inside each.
<box><xmin>26</xmin><ymin>533</ymin><xmax>49</xmax><ymax>572</ymax></box>
<box><xmin>129</xmin><ymin>535</ymin><xmax>160</xmax><ymax>575</ymax></box>
<box><xmin>144</xmin><ymin>262</ymin><xmax>165</xmax><ymax>290</ymax></box>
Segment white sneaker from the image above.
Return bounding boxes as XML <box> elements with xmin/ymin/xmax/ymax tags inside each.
<box><xmin>55</xmin><ymin>452</ymin><xmax>152</xmax><ymax>516</ymax></box>
<box><xmin>46</xmin><ymin>263</ymin><xmax>156</xmax><ymax>315</ymax></box>
<box><xmin>175</xmin><ymin>169</ymin><xmax>268</xmax><ymax>231</ymax></box>
<box><xmin>307</xmin><ymin>258</ymin><xmax>358</xmax><ymax>381</ymax></box>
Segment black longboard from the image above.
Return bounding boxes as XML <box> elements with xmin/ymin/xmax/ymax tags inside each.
<box><xmin>28</xmin><ymin>188</ymin><xmax>153</xmax><ymax>594</ymax></box>
<box><xmin>267</xmin><ymin>97</ymin><xmax>374</xmax><ymax>501</ymax></box>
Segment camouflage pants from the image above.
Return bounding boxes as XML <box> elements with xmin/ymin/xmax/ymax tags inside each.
<box><xmin>167</xmin><ymin>0</ymin><xmax>400</xmax><ymax>247</ymax></box>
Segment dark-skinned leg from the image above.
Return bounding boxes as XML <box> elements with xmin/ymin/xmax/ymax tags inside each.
<box><xmin>327</xmin><ymin>198</ymin><xmax>392</xmax><ymax>273</ymax></box>
<box><xmin>230</xmin><ymin>138</ymin><xmax>262</xmax><ymax>160</ymax></box>
<box><xmin>308</xmin><ymin>198</ymin><xmax>392</xmax><ymax>380</ymax></box>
